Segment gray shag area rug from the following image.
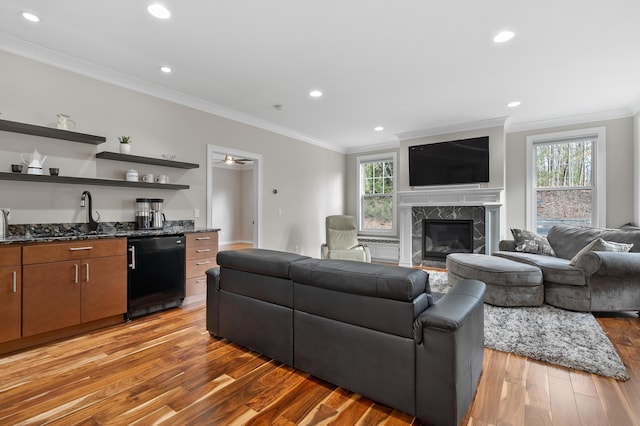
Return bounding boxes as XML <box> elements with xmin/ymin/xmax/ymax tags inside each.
<box><xmin>429</xmin><ymin>271</ymin><xmax>629</xmax><ymax>381</ymax></box>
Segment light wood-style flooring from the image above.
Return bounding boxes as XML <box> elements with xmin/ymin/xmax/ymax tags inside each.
<box><xmin>1</xmin><ymin>244</ymin><xmax>639</xmax><ymax>425</ymax></box>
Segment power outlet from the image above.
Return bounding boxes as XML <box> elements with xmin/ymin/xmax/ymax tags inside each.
<box><xmin>193</xmin><ymin>208</ymin><xmax>200</xmax><ymax>218</ymax></box>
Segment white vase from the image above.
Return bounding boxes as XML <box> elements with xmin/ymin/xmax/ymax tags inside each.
<box><xmin>120</xmin><ymin>144</ymin><xmax>131</xmax><ymax>154</ymax></box>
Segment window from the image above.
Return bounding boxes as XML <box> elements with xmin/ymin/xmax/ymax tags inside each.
<box><xmin>526</xmin><ymin>127</ymin><xmax>606</xmax><ymax>234</ymax></box>
<box><xmin>357</xmin><ymin>152</ymin><xmax>397</xmax><ymax>235</ymax></box>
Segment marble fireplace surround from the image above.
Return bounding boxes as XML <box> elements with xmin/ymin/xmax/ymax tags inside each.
<box><xmin>398</xmin><ymin>187</ymin><xmax>503</xmax><ymax>267</ymax></box>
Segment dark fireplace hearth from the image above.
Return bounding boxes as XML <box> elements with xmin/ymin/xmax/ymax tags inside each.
<box><xmin>422</xmin><ymin>219</ymin><xmax>474</xmax><ymax>260</ymax></box>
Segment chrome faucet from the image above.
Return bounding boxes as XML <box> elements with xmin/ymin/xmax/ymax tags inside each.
<box><xmin>80</xmin><ymin>191</ymin><xmax>100</xmax><ymax>232</ymax></box>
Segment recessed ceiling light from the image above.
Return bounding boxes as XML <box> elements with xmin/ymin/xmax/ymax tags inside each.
<box><xmin>148</xmin><ymin>4</ymin><xmax>171</xmax><ymax>19</ymax></box>
<box><xmin>493</xmin><ymin>30</ymin><xmax>515</xmax><ymax>43</ymax></box>
<box><xmin>22</xmin><ymin>12</ymin><xmax>40</xmax><ymax>22</ymax></box>
<box><xmin>160</xmin><ymin>66</ymin><xmax>172</xmax><ymax>73</ymax></box>
<box><xmin>309</xmin><ymin>90</ymin><xmax>323</xmax><ymax>98</ymax></box>
<box><xmin>374</xmin><ymin>126</ymin><xmax>384</xmax><ymax>132</ymax></box>
<box><xmin>507</xmin><ymin>101</ymin><xmax>521</xmax><ymax>108</ymax></box>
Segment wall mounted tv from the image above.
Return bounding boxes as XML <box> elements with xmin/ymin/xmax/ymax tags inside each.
<box><xmin>408</xmin><ymin>136</ymin><xmax>489</xmax><ymax>186</ymax></box>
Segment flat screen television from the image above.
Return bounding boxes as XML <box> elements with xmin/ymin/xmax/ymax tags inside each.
<box><xmin>409</xmin><ymin>136</ymin><xmax>490</xmax><ymax>186</ymax></box>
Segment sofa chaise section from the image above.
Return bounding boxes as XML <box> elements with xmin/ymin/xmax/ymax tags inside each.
<box><xmin>494</xmin><ymin>224</ymin><xmax>640</xmax><ymax>312</ymax></box>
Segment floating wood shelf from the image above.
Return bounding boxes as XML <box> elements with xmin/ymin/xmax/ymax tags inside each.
<box><xmin>0</xmin><ymin>172</ymin><xmax>189</xmax><ymax>190</ymax></box>
<box><xmin>95</xmin><ymin>151</ymin><xmax>199</xmax><ymax>169</ymax></box>
<box><xmin>0</xmin><ymin>119</ymin><xmax>106</xmax><ymax>145</ymax></box>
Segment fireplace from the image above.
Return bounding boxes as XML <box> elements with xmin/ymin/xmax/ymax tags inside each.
<box><xmin>422</xmin><ymin>219</ymin><xmax>474</xmax><ymax>260</ymax></box>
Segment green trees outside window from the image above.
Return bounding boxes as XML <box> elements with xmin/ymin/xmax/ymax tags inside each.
<box><xmin>362</xmin><ymin>160</ymin><xmax>394</xmax><ymax>230</ymax></box>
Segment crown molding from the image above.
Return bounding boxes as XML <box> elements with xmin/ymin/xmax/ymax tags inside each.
<box><xmin>629</xmin><ymin>95</ymin><xmax>640</xmax><ymax>117</ymax></box>
<box><xmin>345</xmin><ymin>139</ymin><xmax>400</xmax><ymax>155</ymax></box>
<box><xmin>506</xmin><ymin>108</ymin><xmax>634</xmax><ymax>133</ymax></box>
<box><xmin>0</xmin><ymin>34</ymin><xmax>345</xmax><ymax>154</ymax></box>
<box><xmin>396</xmin><ymin>116</ymin><xmax>508</xmax><ymax>141</ymax></box>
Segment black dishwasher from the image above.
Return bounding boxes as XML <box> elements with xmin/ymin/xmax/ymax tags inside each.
<box><xmin>127</xmin><ymin>235</ymin><xmax>185</xmax><ymax>319</ymax></box>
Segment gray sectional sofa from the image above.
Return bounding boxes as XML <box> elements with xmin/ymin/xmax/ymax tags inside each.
<box><xmin>494</xmin><ymin>224</ymin><xmax>640</xmax><ymax>312</ymax></box>
<box><xmin>206</xmin><ymin>248</ymin><xmax>486</xmax><ymax>426</ymax></box>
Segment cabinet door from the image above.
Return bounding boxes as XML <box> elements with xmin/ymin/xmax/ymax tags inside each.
<box><xmin>81</xmin><ymin>255</ymin><xmax>127</xmax><ymax>323</ymax></box>
<box><xmin>23</xmin><ymin>260</ymin><xmax>81</xmax><ymax>337</ymax></box>
<box><xmin>0</xmin><ymin>266</ymin><xmax>21</xmax><ymax>343</ymax></box>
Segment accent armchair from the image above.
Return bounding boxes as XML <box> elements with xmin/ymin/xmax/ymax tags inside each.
<box><xmin>321</xmin><ymin>215</ymin><xmax>371</xmax><ymax>262</ymax></box>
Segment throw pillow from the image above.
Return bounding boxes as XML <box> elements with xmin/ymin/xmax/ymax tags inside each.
<box><xmin>510</xmin><ymin>228</ymin><xmax>556</xmax><ymax>256</ymax></box>
<box><xmin>569</xmin><ymin>238</ymin><xmax>634</xmax><ymax>266</ymax></box>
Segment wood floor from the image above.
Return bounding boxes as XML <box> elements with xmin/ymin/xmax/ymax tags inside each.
<box><xmin>1</xmin><ymin>244</ymin><xmax>639</xmax><ymax>425</ymax></box>
<box><xmin>1</xmin><ymin>300</ymin><xmax>639</xmax><ymax>425</ymax></box>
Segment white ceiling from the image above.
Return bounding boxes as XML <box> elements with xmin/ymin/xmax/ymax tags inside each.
<box><xmin>1</xmin><ymin>1</ymin><xmax>639</xmax><ymax>153</ymax></box>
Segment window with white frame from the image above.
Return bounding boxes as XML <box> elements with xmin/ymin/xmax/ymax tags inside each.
<box><xmin>526</xmin><ymin>127</ymin><xmax>606</xmax><ymax>234</ymax></box>
<box><xmin>357</xmin><ymin>153</ymin><xmax>397</xmax><ymax>235</ymax></box>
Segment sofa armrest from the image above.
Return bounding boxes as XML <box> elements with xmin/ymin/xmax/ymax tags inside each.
<box><xmin>576</xmin><ymin>251</ymin><xmax>640</xmax><ymax>277</ymax></box>
<box><xmin>414</xmin><ymin>279</ymin><xmax>486</xmax><ymax>426</ymax></box>
<box><xmin>499</xmin><ymin>239</ymin><xmax>516</xmax><ymax>252</ymax></box>
<box><xmin>413</xmin><ymin>279</ymin><xmax>485</xmax><ymax>343</ymax></box>
<box><xmin>206</xmin><ymin>267</ymin><xmax>221</xmax><ymax>336</ymax></box>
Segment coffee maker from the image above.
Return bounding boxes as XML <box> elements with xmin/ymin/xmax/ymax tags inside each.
<box><xmin>150</xmin><ymin>198</ymin><xmax>165</xmax><ymax>229</ymax></box>
<box><xmin>135</xmin><ymin>198</ymin><xmax>165</xmax><ymax>229</ymax></box>
<box><xmin>135</xmin><ymin>198</ymin><xmax>151</xmax><ymax>229</ymax></box>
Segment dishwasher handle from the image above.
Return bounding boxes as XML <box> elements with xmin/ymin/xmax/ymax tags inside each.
<box><xmin>128</xmin><ymin>245</ymin><xmax>136</xmax><ymax>269</ymax></box>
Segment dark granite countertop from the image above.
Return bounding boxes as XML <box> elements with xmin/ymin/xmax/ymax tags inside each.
<box><xmin>1</xmin><ymin>221</ymin><xmax>219</xmax><ymax>245</ymax></box>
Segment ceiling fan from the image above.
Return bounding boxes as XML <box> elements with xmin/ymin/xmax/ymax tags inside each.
<box><xmin>218</xmin><ymin>155</ymin><xmax>252</xmax><ymax>165</ymax></box>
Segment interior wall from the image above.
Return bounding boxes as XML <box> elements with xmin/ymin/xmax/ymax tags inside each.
<box><xmin>505</xmin><ymin>116</ymin><xmax>634</xmax><ymax>230</ymax></box>
<box><xmin>635</xmin><ymin>112</ymin><xmax>640</xmax><ymax>225</ymax></box>
<box><xmin>211</xmin><ymin>167</ymin><xmax>243</xmax><ymax>245</ymax></box>
<box><xmin>397</xmin><ymin>126</ymin><xmax>507</xmax><ymax>193</ymax></box>
<box><xmin>0</xmin><ymin>50</ymin><xmax>344</xmax><ymax>256</ymax></box>
<box><xmin>240</xmin><ymin>168</ymin><xmax>254</xmax><ymax>243</ymax></box>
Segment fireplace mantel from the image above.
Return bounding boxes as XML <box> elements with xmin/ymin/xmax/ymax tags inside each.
<box><xmin>397</xmin><ymin>186</ymin><xmax>504</xmax><ymax>267</ymax></box>
<box><xmin>398</xmin><ymin>187</ymin><xmax>503</xmax><ymax>206</ymax></box>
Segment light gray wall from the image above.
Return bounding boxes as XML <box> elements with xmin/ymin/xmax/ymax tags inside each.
<box><xmin>240</xmin><ymin>168</ymin><xmax>254</xmax><ymax>243</ymax></box>
<box><xmin>211</xmin><ymin>167</ymin><xmax>244</xmax><ymax>245</ymax></box>
<box><xmin>398</xmin><ymin>126</ymin><xmax>506</xmax><ymax>193</ymax></box>
<box><xmin>505</xmin><ymin>117</ymin><xmax>634</xmax><ymax>229</ymax></box>
<box><xmin>635</xmin><ymin>113</ymin><xmax>640</xmax><ymax>225</ymax></box>
<box><xmin>346</xmin><ymin>126</ymin><xmax>506</xmax><ymax>238</ymax></box>
<box><xmin>0</xmin><ymin>50</ymin><xmax>344</xmax><ymax>256</ymax></box>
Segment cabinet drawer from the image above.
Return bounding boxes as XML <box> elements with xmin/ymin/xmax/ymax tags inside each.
<box><xmin>186</xmin><ymin>257</ymin><xmax>216</xmax><ymax>278</ymax></box>
<box><xmin>186</xmin><ymin>232</ymin><xmax>218</xmax><ymax>250</ymax></box>
<box><xmin>186</xmin><ymin>276</ymin><xmax>207</xmax><ymax>297</ymax></box>
<box><xmin>0</xmin><ymin>245</ymin><xmax>21</xmax><ymax>267</ymax></box>
<box><xmin>23</xmin><ymin>238</ymin><xmax>126</xmax><ymax>265</ymax></box>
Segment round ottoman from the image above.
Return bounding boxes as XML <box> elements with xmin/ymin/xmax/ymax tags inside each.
<box><xmin>446</xmin><ymin>253</ymin><xmax>544</xmax><ymax>307</ymax></box>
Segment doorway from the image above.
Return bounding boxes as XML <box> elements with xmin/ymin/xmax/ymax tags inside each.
<box><xmin>206</xmin><ymin>144</ymin><xmax>263</xmax><ymax>248</ymax></box>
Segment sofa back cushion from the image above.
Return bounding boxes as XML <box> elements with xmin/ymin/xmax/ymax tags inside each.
<box><xmin>599</xmin><ymin>229</ymin><xmax>640</xmax><ymax>252</ymax></box>
<box><xmin>290</xmin><ymin>258</ymin><xmax>429</xmax><ymax>301</ymax></box>
<box><xmin>546</xmin><ymin>225</ymin><xmax>604</xmax><ymax>260</ymax></box>
<box><xmin>217</xmin><ymin>248</ymin><xmax>309</xmax><ymax>278</ymax></box>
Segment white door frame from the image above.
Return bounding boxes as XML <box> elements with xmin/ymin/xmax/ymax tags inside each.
<box><xmin>206</xmin><ymin>144</ymin><xmax>263</xmax><ymax>248</ymax></box>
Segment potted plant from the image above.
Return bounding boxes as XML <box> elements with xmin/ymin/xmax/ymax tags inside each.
<box><xmin>119</xmin><ymin>136</ymin><xmax>131</xmax><ymax>154</ymax></box>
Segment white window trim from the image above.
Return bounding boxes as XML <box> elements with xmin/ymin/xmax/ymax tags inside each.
<box><xmin>525</xmin><ymin>127</ymin><xmax>606</xmax><ymax>230</ymax></box>
<box><xmin>357</xmin><ymin>152</ymin><xmax>397</xmax><ymax>236</ymax></box>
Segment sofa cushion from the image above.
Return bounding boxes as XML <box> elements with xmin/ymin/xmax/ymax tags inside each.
<box><xmin>493</xmin><ymin>251</ymin><xmax>586</xmax><ymax>286</ymax></box>
<box><xmin>290</xmin><ymin>258</ymin><xmax>429</xmax><ymax>301</ymax></box>
<box><xmin>599</xmin><ymin>228</ymin><xmax>640</xmax><ymax>253</ymax></box>
<box><xmin>569</xmin><ymin>238</ymin><xmax>634</xmax><ymax>266</ymax></box>
<box><xmin>217</xmin><ymin>248</ymin><xmax>309</xmax><ymax>278</ymax></box>
<box><xmin>546</xmin><ymin>225</ymin><xmax>604</xmax><ymax>260</ymax></box>
<box><xmin>510</xmin><ymin>228</ymin><xmax>556</xmax><ymax>256</ymax></box>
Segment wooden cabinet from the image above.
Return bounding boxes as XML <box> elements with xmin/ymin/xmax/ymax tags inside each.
<box><xmin>22</xmin><ymin>239</ymin><xmax>127</xmax><ymax>337</ymax></box>
<box><xmin>185</xmin><ymin>232</ymin><xmax>218</xmax><ymax>302</ymax></box>
<box><xmin>0</xmin><ymin>246</ymin><xmax>22</xmax><ymax>343</ymax></box>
